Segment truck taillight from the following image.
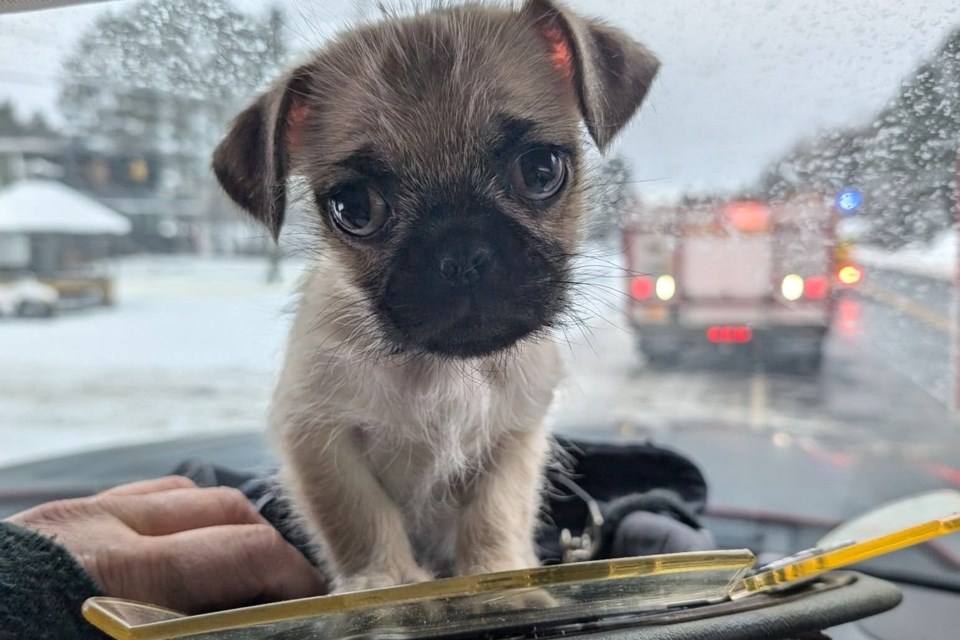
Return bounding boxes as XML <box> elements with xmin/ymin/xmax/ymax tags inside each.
<box><xmin>781</xmin><ymin>274</ymin><xmax>804</xmax><ymax>301</ymax></box>
<box><xmin>632</xmin><ymin>275</ymin><xmax>676</xmax><ymax>301</ymax></box>
<box><xmin>837</xmin><ymin>264</ymin><xmax>863</xmax><ymax>286</ymax></box>
<box><xmin>631</xmin><ymin>276</ymin><xmax>654</xmax><ymax>300</ymax></box>
<box><xmin>803</xmin><ymin>276</ymin><xmax>829</xmax><ymax>300</ymax></box>
<box><xmin>782</xmin><ymin>274</ymin><xmax>830</xmax><ymax>301</ymax></box>
<box><xmin>707</xmin><ymin>325</ymin><xmax>753</xmax><ymax>344</ymax></box>
<box><xmin>655</xmin><ymin>275</ymin><xmax>676</xmax><ymax>301</ymax></box>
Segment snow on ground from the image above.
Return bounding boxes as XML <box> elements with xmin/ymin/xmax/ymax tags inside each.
<box><xmin>0</xmin><ymin>256</ymin><xmax>305</xmax><ymax>467</ymax></box>
<box><xmin>0</xmin><ymin>247</ymin><xmax>630</xmax><ymax>468</ymax></box>
<box><xmin>856</xmin><ymin>230</ymin><xmax>956</xmax><ymax>281</ymax></box>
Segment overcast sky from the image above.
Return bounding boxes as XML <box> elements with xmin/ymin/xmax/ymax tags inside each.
<box><xmin>2</xmin><ymin>0</ymin><xmax>959</xmax><ymax>198</ymax></box>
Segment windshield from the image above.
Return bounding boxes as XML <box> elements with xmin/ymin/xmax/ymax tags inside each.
<box><xmin>1</xmin><ymin>0</ymin><xmax>959</xmax><ymax>588</ymax></box>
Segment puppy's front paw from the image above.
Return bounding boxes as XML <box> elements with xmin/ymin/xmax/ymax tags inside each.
<box><xmin>334</xmin><ymin>565</ymin><xmax>433</xmax><ymax>594</ymax></box>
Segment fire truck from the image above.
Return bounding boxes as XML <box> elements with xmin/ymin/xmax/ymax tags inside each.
<box><xmin>623</xmin><ymin>193</ymin><xmax>862</xmax><ymax>371</ymax></box>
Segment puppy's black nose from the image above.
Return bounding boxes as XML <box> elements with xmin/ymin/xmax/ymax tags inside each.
<box><xmin>437</xmin><ymin>239</ymin><xmax>492</xmax><ymax>286</ymax></box>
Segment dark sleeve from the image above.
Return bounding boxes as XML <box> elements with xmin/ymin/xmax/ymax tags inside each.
<box><xmin>0</xmin><ymin>521</ymin><xmax>108</xmax><ymax>640</ymax></box>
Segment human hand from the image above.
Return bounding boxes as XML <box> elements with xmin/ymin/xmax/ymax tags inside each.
<box><xmin>7</xmin><ymin>475</ymin><xmax>326</xmax><ymax>614</ymax></box>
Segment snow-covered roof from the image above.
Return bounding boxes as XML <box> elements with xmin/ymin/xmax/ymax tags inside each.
<box><xmin>0</xmin><ymin>179</ymin><xmax>131</xmax><ymax>236</ymax></box>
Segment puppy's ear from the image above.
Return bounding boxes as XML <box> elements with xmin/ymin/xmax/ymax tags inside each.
<box><xmin>212</xmin><ymin>67</ymin><xmax>311</xmax><ymax>241</ymax></box>
<box><xmin>522</xmin><ymin>0</ymin><xmax>659</xmax><ymax>151</ymax></box>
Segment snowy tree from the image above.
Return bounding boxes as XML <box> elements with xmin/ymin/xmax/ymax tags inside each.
<box><xmin>58</xmin><ymin>0</ymin><xmax>288</xmax><ymax>197</ymax></box>
<box><xmin>592</xmin><ymin>155</ymin><xmax>633</xmax><ymax>240</ymax></box>
<box><xmin>0</xmin><ymin>101</ymin><xmax>57</xmax><ymax>138</ymax></box>
<box><xmin>760</xmin><ymin>27</ymin><xmax>960</xmax><ymax>248</ymax></box>
<box><xmin>760</xmin><ymin>128</ymin><xmax>866</xmax><ymax>202</ymax></box>
<box><xmin>0</xmin><ymin>101</ymin><xmax>61</xmax><ymax>186</ymax></box>
<box><xmin>863</xmin><ymin>52</ymin><xmax>959</xmax><ymax>246</ymax></box>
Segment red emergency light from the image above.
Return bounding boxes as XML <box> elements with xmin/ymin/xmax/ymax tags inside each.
<box><xmin>631</xmin><ymin>276</ymin><xmax>654</xmax><ymax>300</ymax></box>
<box><xmin>804</xmin><ymin>275</ymin><xmax>829</xmax><ymax>300</ymax></box>
<box><xmin>724</xmin><ymin>202</ymin><xmax>771</xmax><ymax>233</ymax></box>
<box><xmin>706</xmin><ymin>325</ymin><xmax>753</xmax><ymax>344</ymax></box>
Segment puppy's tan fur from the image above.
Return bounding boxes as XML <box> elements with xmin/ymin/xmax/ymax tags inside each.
<box><xmin>274</xmin><ymin>268</ymin><xmax>561</xmax><ymax>590</ymax></box>
<box><xmin>213</xmin><ymin>0</ymin><xmax>657</xmax><ymax>592</ymax></box>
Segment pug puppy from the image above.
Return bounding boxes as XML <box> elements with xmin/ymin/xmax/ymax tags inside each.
<box><xmin>212</xmin><ymin>0</ymin><xmax>657</xmax><ymax>593</ymax></box>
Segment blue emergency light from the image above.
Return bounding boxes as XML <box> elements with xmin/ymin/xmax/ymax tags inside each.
<box><xmin>836</xmin><ymin>188</ymin><xmax>863</xmax><ymax>214</ymax></box>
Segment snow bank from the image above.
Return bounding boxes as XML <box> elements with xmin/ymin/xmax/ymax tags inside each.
<box><xmin>0</xmin><ymin>249</ymin><xmax>626</xmax><ymax>468</ymax></box>
<box><xmin>0</xmin><ymin>256</ymin><xmax>304</xmax><ymax>466</ymax></box>
<box><xmin>856</xmin><ymin>230</ymin><xmax>956</xmax><ymax>282</ymax></box>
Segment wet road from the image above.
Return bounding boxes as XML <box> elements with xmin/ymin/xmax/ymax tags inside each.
<box><xmin>549</xmin><ymin>262</ymin><xmax>960</xmax><ymax>524</ymax></box>
<box><xmin>858</xmin><ymin>267</ymin><xmax>953</xmax><ymax>407</ymax></box>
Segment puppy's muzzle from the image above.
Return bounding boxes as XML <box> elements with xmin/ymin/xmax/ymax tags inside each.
<box><xmin>437</xmin><ymin>237</ymin><xmax>492</xmax><ymax>288</ymax></box>
<box><xmin>378</xmin><ymin>213</ymin><xmax>560</xmax><ymax>358</ymax></box>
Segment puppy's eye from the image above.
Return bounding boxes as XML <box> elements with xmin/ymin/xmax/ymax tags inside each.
<box><xmin>327</xmin><ymin>184</ymin><xmax>389</xmax><ymax>237</ymax></box>
<box><xmin>509</xmin><ymin>148</ymin><xmax>566</xmax><ymax>201</ymax></box>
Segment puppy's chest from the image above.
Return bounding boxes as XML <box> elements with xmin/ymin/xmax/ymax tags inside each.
<box><xmin>358</xmin><ymin>375</ymin><xmax>503</xmax><ymax>507</ymax></box>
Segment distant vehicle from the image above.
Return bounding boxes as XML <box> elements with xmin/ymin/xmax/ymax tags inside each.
<box><xmin>0</xmin><ymin>277</ymin><xmax>59</xmax><ymax>317</ymax></box>
<box><xmin>623</xmin><ymin>193</ymin><xmax>861</xmax><ymax>371</ymax></box>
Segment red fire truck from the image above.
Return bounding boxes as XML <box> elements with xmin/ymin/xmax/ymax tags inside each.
<box><xmin>623</xmin><ymin>193</ymin><xmax>862</xmax><ymax>371</ymax></box>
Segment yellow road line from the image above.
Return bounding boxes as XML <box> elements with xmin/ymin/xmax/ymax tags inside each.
<box><xmin>749</xmin><ymin>367</ymin><xmax>767</xmax><ymax>430</ymax></box>
<box><xmin>859</xmin><ymin>284</ymin><xmax>952</xmax><ymax>333</ymax></box>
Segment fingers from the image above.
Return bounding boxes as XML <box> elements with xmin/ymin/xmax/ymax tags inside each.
<box><xmin>147</xmin><ymin>524</ymin><xmax>327</xmax><ymax>613</ymax></box>
<box><xmin>72</xmin><ymin>476</ymin><xmax>325</xmax><ymax>614</ymax></box>
<box><xmin>101</xmin><ymin>476</ymin><xmax>197</xmax><ymax>497</ymax></box>
<box><xmin>103</xmin><ymin>486</ymin><xmax>265</xmax><ymax>536</ymax></box>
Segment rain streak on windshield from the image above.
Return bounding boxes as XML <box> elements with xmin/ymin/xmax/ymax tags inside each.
<box><xmin>0</xmin><ymin>0</ymin><xmax>959</xmax><ymax>580</ymax></box>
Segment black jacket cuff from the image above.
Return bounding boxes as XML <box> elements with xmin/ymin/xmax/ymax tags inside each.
<box><xmin>0</xmin><ymin>521</ymin><xmax>107</xmax><ymax>639</ymax></box>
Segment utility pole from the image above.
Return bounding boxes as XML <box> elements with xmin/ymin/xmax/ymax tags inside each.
<box><xmin>265</xmin><ymin>7</ymin><xmax>287</xmax><ymax>284</ymax></box>
<box><xmin>953</xmin><ymin>151</ymin><xmax>960</xmax><ymax>417</ymax></box>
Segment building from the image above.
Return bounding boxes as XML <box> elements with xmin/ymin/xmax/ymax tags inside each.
<box><xmin>0</xmin><ymin>136</ymin><xmax>269</xmax><ymax>256</ymax></box>
<box><xmin>0</xmin><ymin>179</ymin><xmax>130</xmax><ymax>304</ymax></box>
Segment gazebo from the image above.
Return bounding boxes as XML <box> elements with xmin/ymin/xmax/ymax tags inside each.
<box><xmin>0</xmin><ymin>179</ymin><xmax>131</xmax><ymax>305</ymax></box>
